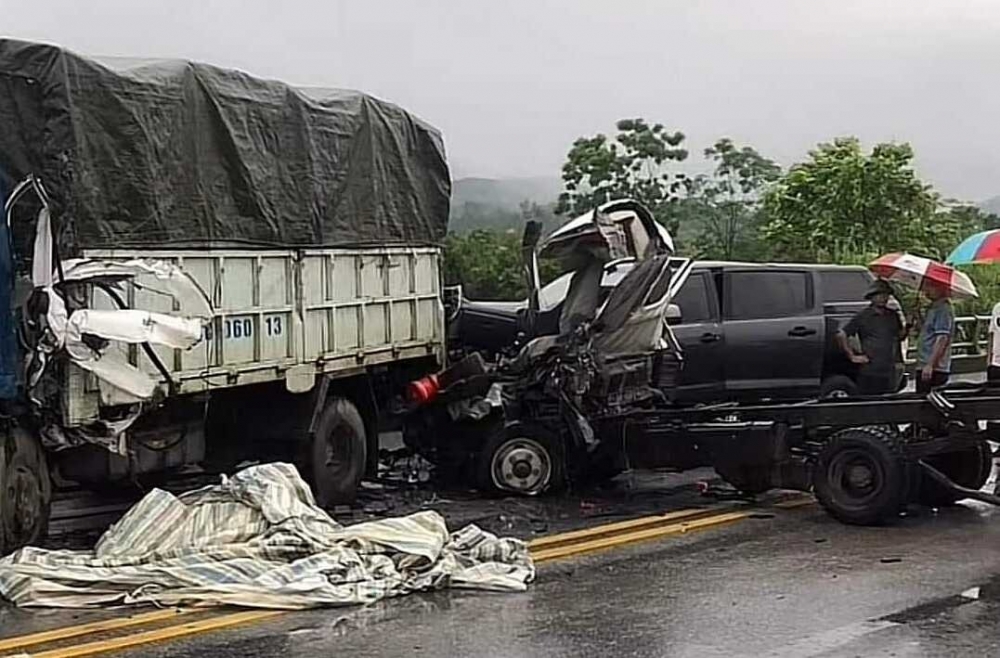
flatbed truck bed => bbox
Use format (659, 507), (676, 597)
(622, 384), (1000, 525)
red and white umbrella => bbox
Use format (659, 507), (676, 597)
(869, 252), (978, 299)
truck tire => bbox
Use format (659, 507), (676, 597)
(917, 439), (993, 508)
(813, 426), (909, 526)
(308, 397), (367, 508)
(715, 464), (773, 495)
(477, 421), (565, 496)
(0, 429), (52, 554)
(819, 375), (858, 399)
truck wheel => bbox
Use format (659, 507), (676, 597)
(813, 426), (909, 526)
(917, 439), (993, 508)
(0, 430), (52, 554)
(819, 375), (858, 399)
(308, 397), (367, 508)
(715, 464), (773, 495)
(477, 422), (565, 496)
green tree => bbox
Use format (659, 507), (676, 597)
(443, 230), (528, 300)
(927, 202), (991, 262)
(556, 118), (690, 233)
(692, 138), (781, 260)
(761, 138), (938, 262)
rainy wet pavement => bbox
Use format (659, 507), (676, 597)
(11, 478), (996, 658)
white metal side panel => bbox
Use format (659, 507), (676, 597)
(81, 246), (443, 396)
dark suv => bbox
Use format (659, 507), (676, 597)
(451, 260), (886, 404)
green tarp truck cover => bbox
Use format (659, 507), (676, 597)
(0, 39), (451, 255)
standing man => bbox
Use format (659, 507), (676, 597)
(836, 279), (906, 394)
(916, 282), (955, 393)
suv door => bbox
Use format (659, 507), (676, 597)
(670, 269), (725, 402)
(722, 269), (824, 398)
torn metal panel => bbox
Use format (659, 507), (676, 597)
(22, 191), (212, 406)
(593, 256), (691, 356)
(32, 206), (54, 288)
(40, 413), (135, 454)
(66, 309), (203, 351)
(559, 255), (605, 335)
(60, 258), (213, 320)
(540, 199), (674, 266)
(41, 288), (202, 401)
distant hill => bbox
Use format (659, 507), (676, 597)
(452, 176), (562, 210)
(449, 177), (562, 233)
(980, 196), (1000, 216)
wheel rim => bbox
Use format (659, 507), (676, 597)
(826, 448), (885, 510)
(491, 437), (552, 495)
(825, 389), (850, 400)
(6, 463), (43, 545)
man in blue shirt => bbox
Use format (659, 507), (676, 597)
(916, 282), (955, 394)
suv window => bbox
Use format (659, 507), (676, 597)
(673, 272), (713, 323)
(727, 271), (811, 320)
(820, 269), (872, 302)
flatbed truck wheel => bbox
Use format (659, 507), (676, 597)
(813, 425), (909, 526)
(307, 397), (367, 508)
(0, 429), (52, 555)
(917, 439), (993, 508)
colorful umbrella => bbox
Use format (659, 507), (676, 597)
(946, 229), (1000, 265)
(869, 252), (979, 299)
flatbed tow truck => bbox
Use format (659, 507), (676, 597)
(404, 201), (1000, 527)
(622, 384), (1000, 525)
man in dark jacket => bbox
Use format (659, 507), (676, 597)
(836, 279), (907, 395)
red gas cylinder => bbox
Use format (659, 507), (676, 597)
(407, 373), (440, 405)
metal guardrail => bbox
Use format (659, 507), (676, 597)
(903, 315), (990, 375)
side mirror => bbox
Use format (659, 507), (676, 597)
(522, 220), (543, 315)
(665, 303), (682, 325)
(442, 285), (465, 323)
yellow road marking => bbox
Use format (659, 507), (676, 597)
(22, 610), (283, 658)
(774, 496), (817, 509)
(531, 510), (750, 563)
(528, 507), (718, 551)
(0, 608), (194, 654)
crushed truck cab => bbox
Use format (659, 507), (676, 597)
(403, 199), (691, 494)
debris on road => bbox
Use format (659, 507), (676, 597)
(0, 463), (534, 609)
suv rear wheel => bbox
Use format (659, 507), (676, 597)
(819, 375), (859, 399)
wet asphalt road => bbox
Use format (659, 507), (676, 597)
(63, 490), (999, 658)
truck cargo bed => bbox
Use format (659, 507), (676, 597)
(69, 247), (443, 415)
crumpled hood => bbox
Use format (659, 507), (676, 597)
(539, 199), (674, 268)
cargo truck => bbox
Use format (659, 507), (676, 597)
(0, 40), (450, 554)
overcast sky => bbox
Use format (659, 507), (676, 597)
(5, 0), (1000, 200)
